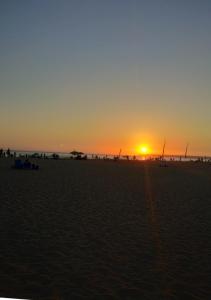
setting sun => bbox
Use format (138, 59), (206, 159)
(141, 146), (148, 154)
(137, 144), (150, 155)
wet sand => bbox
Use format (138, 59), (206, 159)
(0, 158), (210, 299)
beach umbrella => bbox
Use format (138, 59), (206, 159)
(70, 150), (84, 156)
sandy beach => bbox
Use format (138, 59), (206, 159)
(0, 158), (210, 299)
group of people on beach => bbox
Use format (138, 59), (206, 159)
(1, 147), (211, 163)
(12, 158), (39, 170)
(0, 148), (39, 170)
(0, 148), (15, 158)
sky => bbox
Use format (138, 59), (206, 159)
(0, 0), (211, 156)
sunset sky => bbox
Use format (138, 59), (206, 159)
(1, 1), (211, 156)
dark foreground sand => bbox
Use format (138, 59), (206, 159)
(0, 158), (210, 300)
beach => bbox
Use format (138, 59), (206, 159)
(0, 158), (210, 299)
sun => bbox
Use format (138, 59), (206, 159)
(141, 146), (148, 154)
(138, 144), (150, 155)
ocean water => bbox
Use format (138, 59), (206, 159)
(9, 150), (211, 162)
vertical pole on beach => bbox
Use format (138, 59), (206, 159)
(185, 143), (189, 158)
(118, 148), (122, 158)
(162, 140), (166, 159)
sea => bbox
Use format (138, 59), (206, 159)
(8, 149), (211, 162)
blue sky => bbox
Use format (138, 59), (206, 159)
(0, 0), (211, 154)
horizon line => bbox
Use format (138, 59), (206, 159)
(2, 147), (211, 159)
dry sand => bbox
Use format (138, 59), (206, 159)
(0, 158), (210, 299)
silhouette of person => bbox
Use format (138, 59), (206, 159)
(6, 148), (11, 157)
